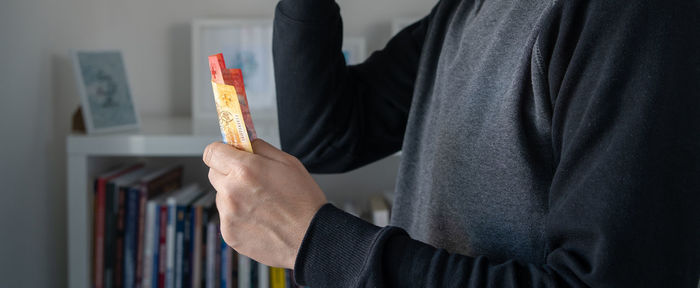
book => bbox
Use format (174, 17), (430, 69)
(191, 193), (215, 288)
(284, 269), (300, 288)
(221, 237), (233, 288)
(142, 191), (171, 288)
(137, 166), (184, 288)
(166, 184), (203, 288)
(258, 262), (268, 288)
(237, 255), (251, 288)
(269, 267), (286, 288)
(182, 193), (202, 288)
(94, 164), (144, 288)
(124, 185), (142, 288)
(105, 168), (149, 288)
(158, 199), (169, 288)
(205, 218), (218, 288)
(369, 195), (390, 227)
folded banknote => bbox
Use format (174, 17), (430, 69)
(209, 53), (256, 153)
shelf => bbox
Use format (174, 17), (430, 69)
(67, 116), (280, 157)
(66, 116), (401, 288)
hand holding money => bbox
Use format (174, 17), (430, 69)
(203, 139), (327, 268)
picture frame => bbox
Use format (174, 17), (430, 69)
(391, 17), (422, 36)
(191, 18), (276, 126)
(342, 37), (367, 65)
(72, 50), (141, 134)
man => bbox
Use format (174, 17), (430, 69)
(203, 0), (700, 286)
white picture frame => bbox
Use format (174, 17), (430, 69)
(342, 37), (367, 65)
(72, 50), (141, 134)
(391, 17), (422, 36)
(191, 18), (276, 126)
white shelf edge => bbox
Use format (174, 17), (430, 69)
(67, 134), (218, 156)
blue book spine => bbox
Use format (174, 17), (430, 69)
(124, 187), (140, 288)
(182, 207), (192, 288)
(152, 205), (160, 288)
(220, 237), (227, 288)
(185, 207), (195, 288)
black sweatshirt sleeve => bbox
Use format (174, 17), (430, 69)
(273, 0), (429, 173)
(279, 0), (700, 287)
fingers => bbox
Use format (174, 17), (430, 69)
(251, 139), (296, 164)
(203, 142), (255, 175)
(208, 168), (228, 193)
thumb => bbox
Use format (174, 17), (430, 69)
(251, 139), (289, 163)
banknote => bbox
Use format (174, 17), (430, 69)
(209, 53), (257, 153)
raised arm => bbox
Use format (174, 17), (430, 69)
(273, 0), (429, 173)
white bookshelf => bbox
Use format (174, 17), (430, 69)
(66, 116), (400, 288)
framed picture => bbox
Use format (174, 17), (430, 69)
(191, 19), (276, 124)
(342, 37), (367, 65)
(392, 17), (422, 36)
(72, 50), (140, 134)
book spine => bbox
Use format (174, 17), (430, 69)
(205, 222), (216, 288)
(231, 252), (238, 288)
(124, 187), (141, 288)
(191, 207), (202, 288)
(200, 212), (209, 288)
(220, 237), (227, 288)
(175, 206), (186, 288)
(237, 255), (250, 288)
(142, 202), (156, 288)
(166, 203), (175, 288)
(105, 183), (117, 288)
(95, 179), (107, 288)
(158, 206), (168, 288)
(269, 267), (285, 288)
(136, 187), (149, 288)
(258, 262), (268, 288)
(115, 187), (127, 288)
(249, 259), (258, 288)
(214, 227), (222, 288)
(284, 270), (293, 288)
(183, 207), (193, 288)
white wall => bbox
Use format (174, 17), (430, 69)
(0, 0), (436, 287)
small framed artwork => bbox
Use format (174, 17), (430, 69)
(392, 17), (422, 36)
(72, 50), (140, 134)
(192, 18), (276, 124)
(342, 37), (367, 65)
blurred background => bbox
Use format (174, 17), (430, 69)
(0, 0), (437, 287)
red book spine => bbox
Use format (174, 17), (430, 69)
(158, 206), (168, 288)
(135, 188), (147, 288)
(95, 179), (107, 288)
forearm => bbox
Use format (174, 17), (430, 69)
(273, 0), (358, 172)
(294, 205), (564, 287)
(273, 0), (427, 173)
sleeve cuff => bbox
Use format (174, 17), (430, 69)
(293, 203), (382, 286)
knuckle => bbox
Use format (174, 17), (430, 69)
(284, 153), (302, 166)
(234, 165), (255, 183)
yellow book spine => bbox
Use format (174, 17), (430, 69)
(269, 267), (286, 288)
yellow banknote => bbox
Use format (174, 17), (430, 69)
(211, 81), (254, 153)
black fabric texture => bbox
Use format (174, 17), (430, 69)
(273, 0), (700, 286)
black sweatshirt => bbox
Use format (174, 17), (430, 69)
(272, 0), (700, 286)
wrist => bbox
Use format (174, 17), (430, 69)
(293, 204), (382, 286)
